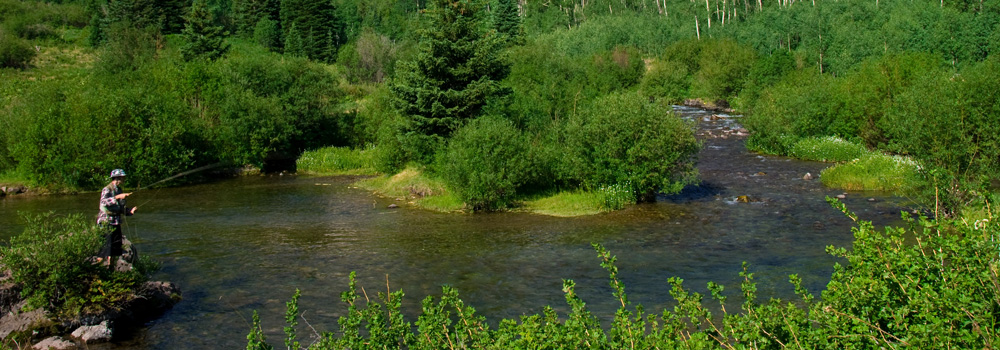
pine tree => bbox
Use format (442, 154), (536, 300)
(87, 0), (109, 46)
(493, 0), (522, 44)
(181, 0), (230, 61)
(284, 22), (304, 57)
(391, 0), (511, 139)
(234, 0), (279, 38)
(280, 0), (338, 60)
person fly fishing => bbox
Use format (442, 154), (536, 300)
(96, 168), (137, 269)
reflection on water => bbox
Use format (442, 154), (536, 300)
(0, 107), (910, 349)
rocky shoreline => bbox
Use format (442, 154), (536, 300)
(0, 185), (28, 197)
(0, 252), (181, 349)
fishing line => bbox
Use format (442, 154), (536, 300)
(120, 163), (224, 249)
(133, 162), (225, 208)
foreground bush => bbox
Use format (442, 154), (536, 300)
(250, 200), (999, 348)
(0, 213), (156, 318)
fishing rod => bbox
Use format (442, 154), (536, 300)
(131, 162), (225, 209)
(136, 162), (225, 192)
(120, 162), (226, 247)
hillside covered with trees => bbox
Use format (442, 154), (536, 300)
(2, 0), (998, 214)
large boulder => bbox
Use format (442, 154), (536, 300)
(70, 321), (112, 343)
(32, 336), (76, 350)
(0, 300), (51, 340)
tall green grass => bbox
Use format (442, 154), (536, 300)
(788, 136), (868, 162)
(297, 146), (378, 175)
(354, 166), (464, 212)
(821, 153), (921, 193)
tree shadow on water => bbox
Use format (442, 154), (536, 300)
(660, 181), (726, 203)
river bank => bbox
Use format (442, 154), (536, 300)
(0, 107), (915, 349)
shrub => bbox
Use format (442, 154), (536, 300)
(0, 212), (154, 318)
(252, 18), (281, 51)
(0, 33), (36, 69)
(203, 51), (347, 168)
(436, 116), (532, 211)
(337, 28), (398, 84)
(562, 92), (700, 202)
(584, 45), (646, 94)
(880, 55), (1000, 214)
(639, 59), (689, 103)
(502, 39), (588, 132)
(742, 69), (836, 155)
(690, 39), (756, 102)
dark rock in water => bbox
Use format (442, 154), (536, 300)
(32, 336), (75, 350)
(387, 204), (399, 209)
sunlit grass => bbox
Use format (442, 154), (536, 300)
(521, 190), (606, 217)
(0, 170), (30, 186)
(821, 153), (921, 193)
(521, 184), (634, 217)
(354, 166), (464, 212)
(297, 146), (378, 176)
(788, 136), (868, 162)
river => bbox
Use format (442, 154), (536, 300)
(0, 106), (910, 349)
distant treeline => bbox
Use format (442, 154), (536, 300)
(1, 0), (997, 211)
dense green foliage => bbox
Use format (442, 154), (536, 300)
(0, 212), (156, 318)
(744, 52), (1000, 214)
(390, 0), (510, 140)
(561, 93), (700, 202)
(181, 0), (230, 61)
(1, 39), (348, 189)
(249, 200), (1000, 348)
(436, 116), (531, 211)
(2, 0), (998, 211)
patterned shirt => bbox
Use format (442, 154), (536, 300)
(97, 183), (131, 226)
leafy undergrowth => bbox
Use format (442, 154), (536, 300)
(249, 199), (1000, 349)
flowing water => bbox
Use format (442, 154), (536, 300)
(0, 107), (911, 349)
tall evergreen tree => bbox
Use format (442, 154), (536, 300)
(493, 0), (522, 44)
(233, 0), (279, 38)
(87, 0), (109, 46)
(280, 0), (339, 61)
(391, 0), (511, 139)
(284, 22), (305, 57)
(181, 0), (230, 61)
